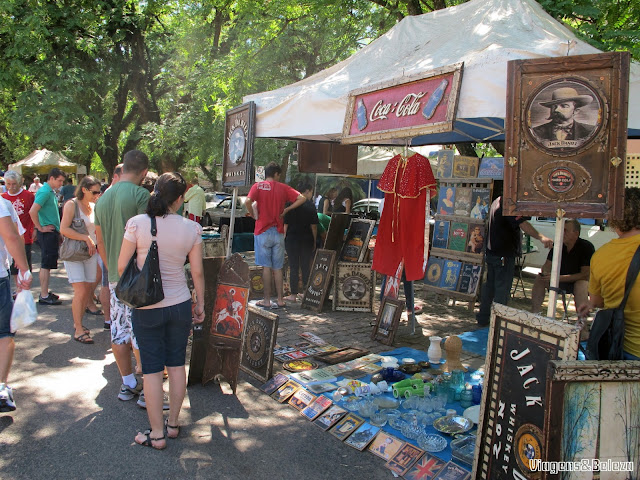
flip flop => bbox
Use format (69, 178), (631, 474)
(255, 301), (273, 309)
(85, 308), (104, 316)
(135, 430), (166, 450)
(271, 302), (286, 310)
(73, 333), (94, 344)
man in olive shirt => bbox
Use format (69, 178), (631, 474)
(29, 168), (66, 305)
(95, 150), (149, 403)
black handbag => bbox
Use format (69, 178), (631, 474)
(59, 200), (92, 262)
(115, 215), (165, 308)
(585, 245), (640, 360)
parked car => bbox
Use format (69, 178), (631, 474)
(523, 217), (618, 268)
(352, 198), (383, 220)
(204, 195), (249, 227)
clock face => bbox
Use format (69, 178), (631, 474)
(228, 127), (246, 165)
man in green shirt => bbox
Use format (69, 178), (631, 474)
(29, 168), (66, 305)
(95, 150), (150, 403)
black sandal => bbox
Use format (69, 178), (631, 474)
(73, 333), (94, 344)
(135, 429), (166, 450)
(165, 418), (180, 439)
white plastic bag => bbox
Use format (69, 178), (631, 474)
(10, 272), (37, 333)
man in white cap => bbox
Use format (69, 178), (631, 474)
(532, 86), (596, 143)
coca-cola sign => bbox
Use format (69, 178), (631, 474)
(342, 63), (463, 144)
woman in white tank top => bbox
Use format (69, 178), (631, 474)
(60, 175), (101, 344)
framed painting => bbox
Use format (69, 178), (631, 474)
(452, 156), (479, 179)
(385, 444), (425, 476)
(329, 413), (364, 441)
(435, 149), (455, 179)
(339, 218), (376, 262)
(270, 380), (301, 403)
(301, 249), (336, 312)
(313, 404), (347, 431)
(222, 102), (256, 187)
(542, 360), (640, 479)
(368, 432), (405, 461)
(210, 284), (249, 340)
(333, 262), (375, 312)
(504, 52), (630, 219)
(371, 297), (404, 345)
(259, 373), (288, 395)
(239, 305), (279, 383)
(301, 395), (333, 421)
(471, 304), (581, 480)
(287, 388), (316, 412)
(344, 422), (380, 451)
(313, 347), (369, 365)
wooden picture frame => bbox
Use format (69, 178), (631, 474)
(452, 156), (479, 178)
(371, 297), (404, 345)
(471, 304), (581, 480)
(342, 64), (463, 144)
(313, 405), (347, 431)
(542, 360), (640, 479)
(504, 52), (630, 220)
(333, 261), (375, 312)
(344, 422), (381, 451)
(329, 413), (364, 441)
(313, 347), (369, 365)
(301, 249), (336, 312)
(339, 218), (376, 262)
(222, 102), (256, 187)
(239, 305), (279, 383)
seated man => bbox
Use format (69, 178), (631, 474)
(531, 219), (594, 314)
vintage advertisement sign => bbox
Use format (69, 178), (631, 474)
(301, 249), (336, 313)
(342, 64), (463, 144)
(239, 305), (279, 383)
(503, 52), (629, 219)
(222, 102), (256, 187)
(333, 262), (375, 312)
(472, 304), (580, 480)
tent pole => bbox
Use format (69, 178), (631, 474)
(226, 187), (238, 258)
(546, 214), (565, 319)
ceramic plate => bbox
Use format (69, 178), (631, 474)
(463, 405), (480, 424)
(433, 415), (473, 435)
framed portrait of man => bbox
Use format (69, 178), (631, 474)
(503, 52), (630, 220)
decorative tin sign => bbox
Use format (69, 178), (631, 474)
(471, 304), (580, 480)
(239, 305), (279, 383)
(333, 262), (375, 312)
(504, 52), (630, 219)
(542, 360), (640, 480)
(222, 102), (256, 187)
(301, 249), (336, 313)
(342, 64), (463, 144)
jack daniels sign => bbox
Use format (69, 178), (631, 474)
(341, 63), (463, 144)
(503, 52), (630, 219)
(222, 102), (256, 187)
(472, 305), (579, 480)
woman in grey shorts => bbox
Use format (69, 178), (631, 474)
(59, 176), (102, 344)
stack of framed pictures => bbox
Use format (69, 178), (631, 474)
(427, 161), (494, 309)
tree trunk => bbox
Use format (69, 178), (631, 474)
(455, 143), (478, 157)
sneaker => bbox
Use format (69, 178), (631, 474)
(49, 291), (60, 300)
(137, 390), (170, 410)
(0, 385), (16, 412)
(38, 293), (62, 305)
(118, 378), (143, 401)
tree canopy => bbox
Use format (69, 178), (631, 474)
(0, 0), (637, 179)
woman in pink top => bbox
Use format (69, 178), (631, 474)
(118, 172), (205, 450)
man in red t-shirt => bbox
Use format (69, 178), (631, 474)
(245, 162), (305, 308)
(2, 171), (35, 276)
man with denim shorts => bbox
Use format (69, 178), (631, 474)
(29, 168), (66, 305)
(95, 151), (150, 404)
(245, 162), (305, 308)
(0, 199), (33, 412)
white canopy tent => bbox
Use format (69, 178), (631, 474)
(244, 0), (640, 145)
(8, 149), (87, 176)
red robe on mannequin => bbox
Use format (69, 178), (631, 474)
(373, 153), (436, 281)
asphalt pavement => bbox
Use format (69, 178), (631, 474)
(0, 248), (546, 480)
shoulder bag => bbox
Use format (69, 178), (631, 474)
(59, 200), (92, 262)
(586, 244), (640, 360)
(115, 215), (165, 308)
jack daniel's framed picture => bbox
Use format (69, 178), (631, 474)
(333, 262), (375, 312)
(340, 218), (376, 262)
(302, 249), (336, 313)
(222, 102), (256, 187)
(503, 52), (629, 220)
